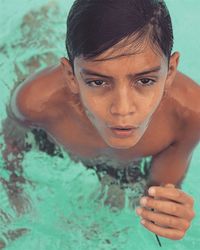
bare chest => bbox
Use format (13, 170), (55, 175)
(19, 67), (198, 167)
(43, 98), (179, 166)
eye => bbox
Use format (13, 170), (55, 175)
(85, 78), (156, 88)
(85, 80), (107, 87)
(136, 78), (156, 86)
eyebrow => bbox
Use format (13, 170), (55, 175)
(81, 66), (161, 80)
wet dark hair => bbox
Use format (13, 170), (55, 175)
(66, 0), (174, 72)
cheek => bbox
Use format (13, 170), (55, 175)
(80, 94), (105, 120)
(140, 88), (164, 121)
(148, 86), (164, 107)
(82, 92), (106, 113)
(84, 98), (100, 115)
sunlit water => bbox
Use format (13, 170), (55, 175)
(0, 0), (200, 249)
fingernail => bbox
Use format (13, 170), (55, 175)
(140, 197), (147, 206)
(148, 187), (155, 196)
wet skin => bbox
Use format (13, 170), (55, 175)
(9, 43), (200, 239)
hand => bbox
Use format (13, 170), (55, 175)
(136, 183), (195, 240)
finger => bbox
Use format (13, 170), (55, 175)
(136, 207), (190, 231)
(140, 197), (194, 221)
(148, 186), (194, 207)
(140, 219), (186, 240)
(164, 183), (175, 188)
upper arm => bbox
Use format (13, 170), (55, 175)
(149, 124), (200, 187)
(149, 71), (200, 187)
(8, 83), (29, 123)
(7, 79), (49, 128)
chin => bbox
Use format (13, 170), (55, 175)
(110, 144), (134, 150)
(105, 137), (141, 150)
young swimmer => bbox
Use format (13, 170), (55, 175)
(2, 0), (200, 241)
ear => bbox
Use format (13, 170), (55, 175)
(60, 57), (80, 94)
(165, 51), (180, 90)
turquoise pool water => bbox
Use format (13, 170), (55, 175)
(0, 0), (200, 249)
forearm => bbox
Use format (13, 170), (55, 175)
(0, 136), (30, 246)
(143, 141), (195, 196)
(1, 135), (26, 190)
(1, 116), (32, 213)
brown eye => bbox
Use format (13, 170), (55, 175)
(137, 78), (156, 86)
(86, 80), (107, 87)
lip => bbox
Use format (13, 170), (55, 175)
(110, 127), (137, 138)
(109, 125), (139, 129)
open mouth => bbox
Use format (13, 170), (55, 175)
(110, 128), (136, 137)
(115, 128), (132, 130)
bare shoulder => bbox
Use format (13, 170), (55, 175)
(172, 71), (200, 115)
(170, 70), (200, 141)
(8, 64), (67, 127)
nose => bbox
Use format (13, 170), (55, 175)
(110, 85), (136, 116)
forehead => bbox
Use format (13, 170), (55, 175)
(74, 41), (167, 74)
